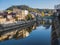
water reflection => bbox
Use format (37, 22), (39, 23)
(0, 22), (37, 42)
(0, 20), (51, 41)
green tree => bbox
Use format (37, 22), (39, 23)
(41, 11), (44, 17)
(26, 13), (32, 20)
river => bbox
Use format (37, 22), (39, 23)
(0, 17), (52, 45)
(0, 25), (51, 45)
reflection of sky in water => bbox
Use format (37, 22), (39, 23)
(0, 26), (51, 45)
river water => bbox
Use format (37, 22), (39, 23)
(0, 25), (51, 45)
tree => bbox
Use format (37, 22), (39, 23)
(26, 13), (32, 20)
(41, 11), (44, 17)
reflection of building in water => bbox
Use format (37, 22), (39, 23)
(40, 18), (52, 25)
(0, 29), (29, 41)
(0, 23), (36, 41)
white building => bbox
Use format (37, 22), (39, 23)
(13, 8), (28, 15)
(13, 8), (29, 20)
(24, 10), (28, 15)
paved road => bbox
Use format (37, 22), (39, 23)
(0, 19), (36, 32)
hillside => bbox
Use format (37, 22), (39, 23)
(6, 5), (40, 13)
(6, 5), (53, 13)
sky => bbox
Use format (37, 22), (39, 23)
(0, 0), (60, 10)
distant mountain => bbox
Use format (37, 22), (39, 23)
(6, 5), (54, 13)
(6, 5), (40, 12)
(7, 5), (29, 10)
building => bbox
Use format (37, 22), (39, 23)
(55, 4), (60, 13)
(55, 4), (60, 9)
(13, 8), (28, 20)
(54, 4), (60, 18)
(6, 14), (15, 23)
(0, 16), (6, 24)
(0, 10), (16, 24)
(20, 10), (28, 20)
